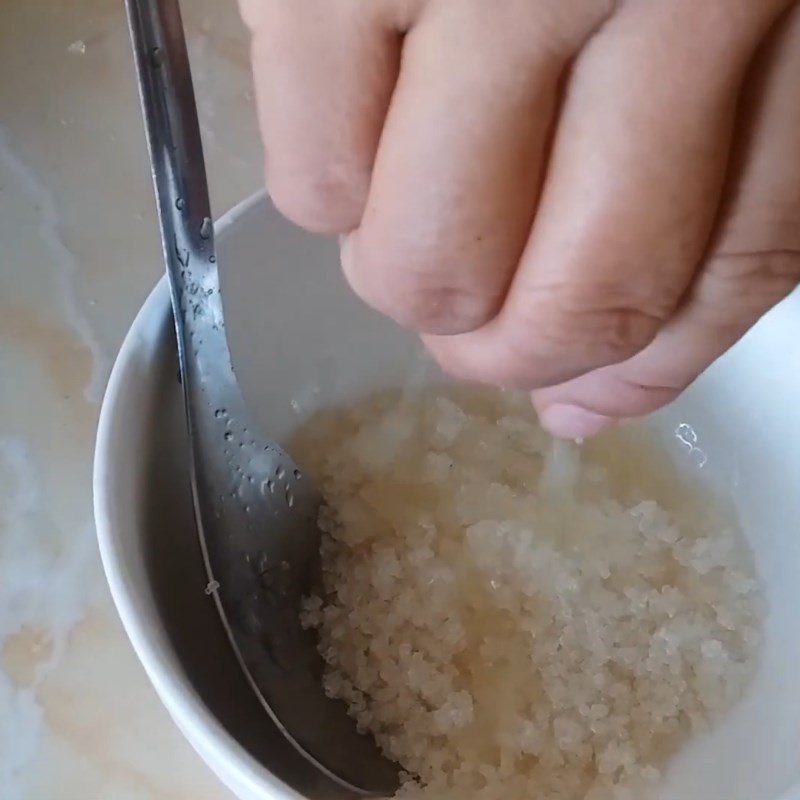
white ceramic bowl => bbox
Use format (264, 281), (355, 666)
(95, 192), (800, 800)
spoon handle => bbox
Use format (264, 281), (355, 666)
(125, 0), (246, 458)
(124, 0), (243, 594)
(125, 0), (213, 277)
(124, 0), (236, 389)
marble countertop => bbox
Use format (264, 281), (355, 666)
(1, 1), (263, 796)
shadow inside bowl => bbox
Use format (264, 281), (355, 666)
(140, 314), (357, 800)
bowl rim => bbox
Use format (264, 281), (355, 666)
(93, 189), (304, 800)
(94, 189), (800, 800)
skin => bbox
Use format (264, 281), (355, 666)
(240, 0), (800, 438)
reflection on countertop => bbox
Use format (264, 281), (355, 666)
(0, 1), (262, 797)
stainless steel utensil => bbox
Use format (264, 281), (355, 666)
(123, 1), (399, 795)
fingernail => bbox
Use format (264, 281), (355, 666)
(539, 403), (614, 440)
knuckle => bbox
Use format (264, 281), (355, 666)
(687, 247), (800, 337)
(556, 304), (661, 358)
(702, 248), (800, 317)
(346, 250), (502, 334)
(268, 162), (368, 234)
(391, 286), (499, 334)
(516, 281), (672, 369)
(540, 304), (661, 364)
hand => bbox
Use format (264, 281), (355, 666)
(241, 0), (800, 438)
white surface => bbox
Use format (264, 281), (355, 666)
(96, 191), (800, 800)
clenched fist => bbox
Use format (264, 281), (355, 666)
(240, 0), (800, 438)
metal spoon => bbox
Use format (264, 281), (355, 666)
(124, 1), (399, 795)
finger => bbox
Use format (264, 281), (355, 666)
(246, 2), (401, 233)
(533, 3), (800, 438)
(341, 0), (610, 335)
(425, 0), (790, 387)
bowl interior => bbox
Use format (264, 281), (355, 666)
(104, 194), (800, 800)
